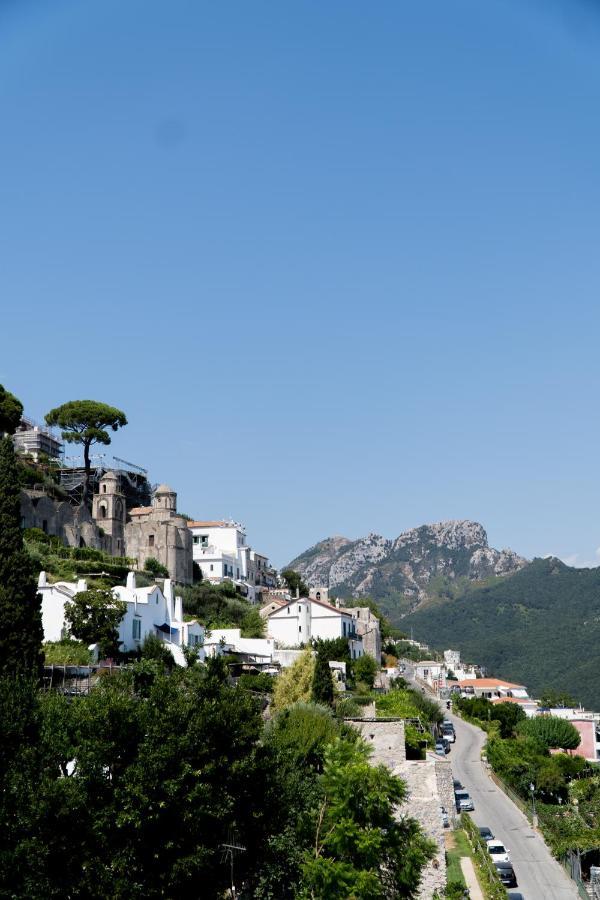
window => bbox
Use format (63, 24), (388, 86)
(299, 625), (301, 633)
(343, 621), (347, 637)
(236, 568), (240, 579)
(210, 564), (213, 571)
(100, 505), (107, 519)
(200, 535), (208, 547)
(148, 534), (154, 547)
(132, 619), (141, 640)
(102, 484), (106, 493)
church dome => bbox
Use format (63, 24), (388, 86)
(155, 484), (175, 495)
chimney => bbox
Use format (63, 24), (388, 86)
(335, 597), (341, 609)
(174, 594), (183, 622)
(76, 579), (87, 593)
(126, 571), (136, 591)
(163, 578), (173, 603)
(295, 586), (300, 599)
(38, 571), (47, 588)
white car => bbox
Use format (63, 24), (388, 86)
(486, 839), (510, 863)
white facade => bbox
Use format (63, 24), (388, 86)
(204, 628), (275, 662)
(188, 520), (276, 602)
(267, 597), (364, 659)
(415, 661), (447, 689)
(38, 571), (204, 666)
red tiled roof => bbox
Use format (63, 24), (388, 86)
(490, 697), (533, 705)
(129, 506), (153, 516)
(457, 678), (525, 689)
(187, 520), (229, 528)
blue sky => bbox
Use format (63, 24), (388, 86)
(2, 0), (600, 568)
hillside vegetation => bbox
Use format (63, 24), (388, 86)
(402, 557), (600, 709)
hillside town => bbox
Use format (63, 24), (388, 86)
(7, 405), (600, 899)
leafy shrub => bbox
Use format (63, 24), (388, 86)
(43, 639), (92, 665)
(144, 557), (169, 578)
(237, 672), (274, 694)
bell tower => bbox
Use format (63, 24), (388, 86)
(92, 471), (126, 555)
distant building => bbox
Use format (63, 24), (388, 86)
(457, 678), (529, 700)
(21, 472), (193, 584)
(188, 519), (276, 601)
(13, 417), (63, 461)
(123, 483), (193, 584)
(415, 660), (447, 691)
(267, 596), (364, 659)
(343, 605), (382, 662)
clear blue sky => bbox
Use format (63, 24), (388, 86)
(2, 0), (600, 568)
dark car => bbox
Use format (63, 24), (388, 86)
(507, 893), (524, 900)
(495, 862), (517, 888)
(479, 826), (494, 841)
(453, 779), (462, 790)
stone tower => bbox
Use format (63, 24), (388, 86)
(153, 484), (177, 512)
(92, 471), (126, 555)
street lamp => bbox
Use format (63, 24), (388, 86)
(529, 782), (538, 827)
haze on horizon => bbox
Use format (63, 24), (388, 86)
(2, 0), (600, 569)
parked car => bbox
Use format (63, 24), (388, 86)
(442, 729), (456, 743)
(455, 790), (474, 812)
(507, 893), (524, 900)
(478, 826), (494, 841)
(453, 779), (463, 790)
(487, 839), (510, 863)
(434, 741), (446, 755)
(442, 737), (451, 753)
(495, 861), (517, 888)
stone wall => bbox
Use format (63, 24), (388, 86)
(353, 719), (406, 767)
(435, 756), (458, 826)
(397, 758), (447, 900)
(347, 719), (448, 900)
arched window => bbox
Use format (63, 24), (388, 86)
(100, 505), (107, 519)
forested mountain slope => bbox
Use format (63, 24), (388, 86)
(402, 557), (600, 710)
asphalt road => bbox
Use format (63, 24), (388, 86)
(449, 711), (579, 900)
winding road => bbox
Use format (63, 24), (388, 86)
(449, 711), (579, 900)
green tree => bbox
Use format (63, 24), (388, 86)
(272, 648), (315, 711)
(312, 643), (335, 705)
(352, 654), (378, 689)
(519, 716), (581, 751)
(45, 400), (127, 505)
(240, 605), (265, 638)
(0, 384), (23, 436)
(489, 701), (526, 738)
(144, 556), (169, 578)
(0, 435), (43, 677)
(539, 688), (579, 709)
(64, 588), (126, 658)
(281, 568), (309, 598)
(138, 633), (175, 671)
(300, 739), (435, 899)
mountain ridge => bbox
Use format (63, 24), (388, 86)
(288, 519), (527, 610)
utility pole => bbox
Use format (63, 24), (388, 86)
(529, 782), (538, 828)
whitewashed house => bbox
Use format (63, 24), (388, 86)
(188, 520), (276, 602)
(267, 597), (364, 659)
(414, 661), (447, 690)
(37, 571), (204, 666)
(203, 628), (275, 662)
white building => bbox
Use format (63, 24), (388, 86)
(203, 628), (275, 662)
(443, 649), (479, 681)
(38, 571), (204, 666)
(415, 660), (447, 690)
(188, 520), (276, 602)
(267, 597), (364, 659)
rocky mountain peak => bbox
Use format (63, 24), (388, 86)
(287, 519), (527, 609)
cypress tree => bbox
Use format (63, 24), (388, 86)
(311, 643), (334, 706)
(0, 436), (43, 677)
